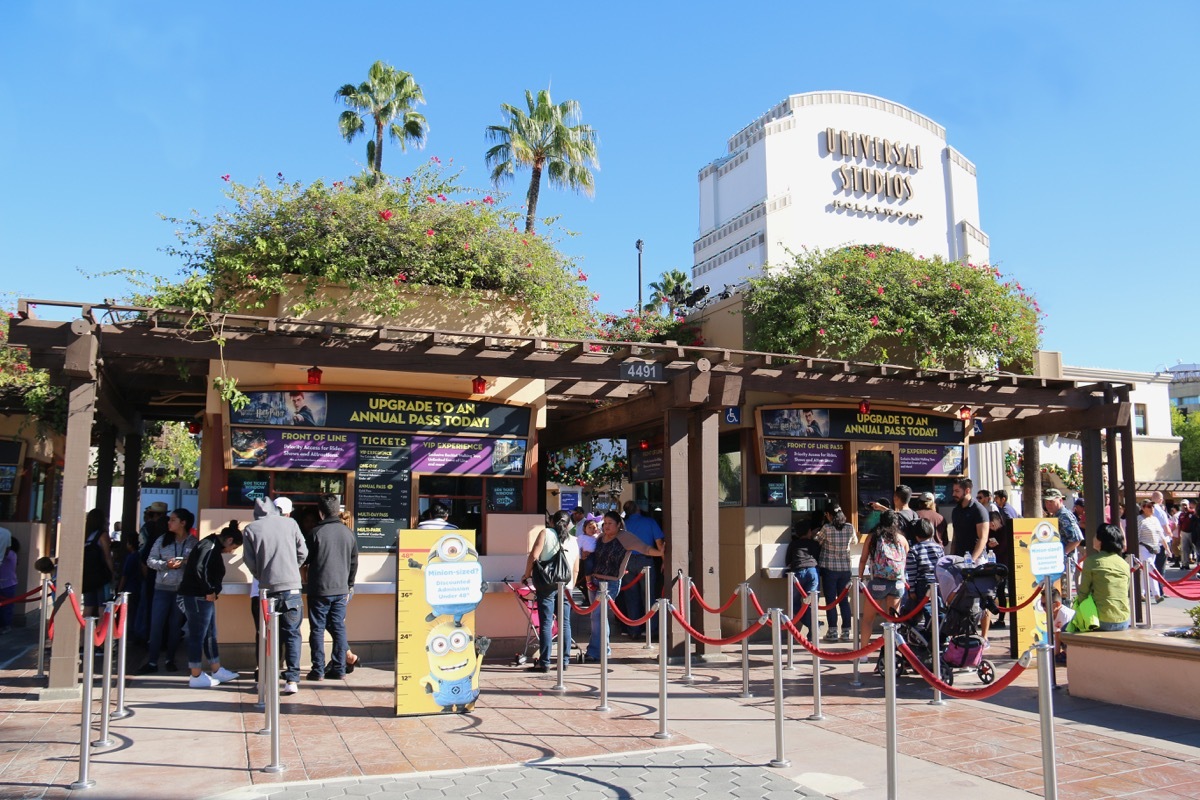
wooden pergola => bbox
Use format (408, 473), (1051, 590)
(9, 299), (1140, 691)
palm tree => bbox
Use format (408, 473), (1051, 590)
(336, 61), (427, 174)
(646, 269), (692, 316)
(485, 89), (599, 234)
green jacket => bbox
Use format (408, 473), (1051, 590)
(1078, 551), (1130, 625)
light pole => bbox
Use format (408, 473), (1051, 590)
(635, 239), (644, 314)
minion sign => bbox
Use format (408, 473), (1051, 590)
(396, 529), (489, 715)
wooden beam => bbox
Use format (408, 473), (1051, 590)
(970, 403), (1130, 443)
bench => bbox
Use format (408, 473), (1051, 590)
(1060, 626), (1200, 720)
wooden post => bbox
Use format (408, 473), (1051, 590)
(1021, 437), (1042, 519)
(663, 407), (690, 660)
(47, 378), (98, 693)
(1103, 386), (1121, 528)
(1116, 386), (1141, 621)
(689, 408), (721, 659)
(94, 423), (117, 525)
(1081, 428), (1105, 553)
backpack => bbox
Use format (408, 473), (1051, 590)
(82, 529), (112, 593)
(531, 529), (572, 598)
(871, 534), (906, 580)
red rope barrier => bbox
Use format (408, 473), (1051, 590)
(669, 606), (766, 646)
(114, 600), (127, 640)
(859, 586), (930, 622)
(619, 569), (644, 593)
(897, 641), (1030, 700)
(567, 593), (604, 614)
(607, 598), (657, 627)
(261, 595), (272, 658)
(0, 585), (46, 606)
(93, 607), (112, 647)
(779, 617), (888, 661)
(749, 591), (767, 617)
(66, 589), (86, 627)
(1148, 567), (1200, 600)
(690, 583), (741, 615)
(820, 582), (852, 611)
(994, 583), (1043, 613)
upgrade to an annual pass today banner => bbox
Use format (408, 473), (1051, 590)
(395, 529), (487, 716)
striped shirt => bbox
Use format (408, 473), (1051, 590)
(817, 523), (855, 572)
(905, 540), (944, 584)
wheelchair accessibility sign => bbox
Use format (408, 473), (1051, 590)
(724, 407), (741, 425)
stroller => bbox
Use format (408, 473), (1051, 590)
(506, 579), (583, 666)
(892, 556), (1006, 686)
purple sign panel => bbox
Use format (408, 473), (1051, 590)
(899, 444), (964, 476)
(763, 439), (847, 474)
(230, 428), (357, 470)
(410, 436), (528, 476)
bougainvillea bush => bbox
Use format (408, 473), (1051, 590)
(139, 162), (597, 339)
(743, 245), (1043, 371)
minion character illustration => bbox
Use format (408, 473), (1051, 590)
(418, 621), (490, 713)
(407, 533), (485, 626)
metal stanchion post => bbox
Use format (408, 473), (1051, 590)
(37, 576), (50, 680)
(768, 608), (790, 767)
(257, 603), (273, 735)
(112, 593), (132, 721)
(807, 589), (824, 721)
(1043, 574), (1059, 688)
(94, 602), (116, 748)
(1037, 641), (1060, 800)
(642, 566), (654, 650)
(255, 597), (267, 711)
(552, 582), (567, 693)
(69, 617), (97, 791)
(682, 574), (694, 685)
(1143, 564), (1154, 629)
(883, 622), (898, 800)
(928, 581), (945, 706)
(653, 599), (671, 740)
(739, 583), (752, 698)
(850, 576), (863, 687)
(785, 574), (796, 671)
(262, 608), (285, 774)
(595, 581), (610, 712)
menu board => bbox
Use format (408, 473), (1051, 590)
(355, 435), (413, 553)
(630, 447), (664, 482)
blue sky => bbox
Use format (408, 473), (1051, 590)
(1, 1), (1195, 373)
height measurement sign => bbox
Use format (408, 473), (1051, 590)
(619, 361), (664, 382)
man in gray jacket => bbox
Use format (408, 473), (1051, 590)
(242, 497), (308, 695)
(306, 494), (359, 680)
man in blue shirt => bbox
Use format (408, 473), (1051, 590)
(620, 500), (665, 637)
(1043, 489), (1083, 556)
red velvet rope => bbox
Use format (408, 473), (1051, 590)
(66, 588), (86, 626)
(859, 586), (930, 622)
(820, 582), (853, 611)
(779, 617), (888, 662)
(749, 591), (767, 617)
(114, 599), (127, 640)
(1148, 567), (1200, 600)
(567, 593), (604, 614)
(607, 598), (658, 627)
(93, 606), (112, 647)
(994, 583), (1043, 613)
(690, 583), (741, 615)
(0, 585), (46, 606)
(669, 606), (766, 645)
(897, 641), (1029, 700)
(620, 569), (644, 593)
(261, 595), (272, 658)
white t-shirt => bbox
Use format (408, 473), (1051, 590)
(1054, 604), (1076, 632)
(1138, 515), (1165, 550)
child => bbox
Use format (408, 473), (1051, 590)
(1050, 588), (1074, 664)
(785, 522), (822, 639)
(904, 519), (943, 605)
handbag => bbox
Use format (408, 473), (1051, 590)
(1066, 594), (1100, 633)
(531, 530), (572, 598)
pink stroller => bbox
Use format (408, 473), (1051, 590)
(506, 579), (581, 666)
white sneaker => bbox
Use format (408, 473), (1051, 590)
(211, 667), (238, 683)
(281, 681), (299, 695)
(189, 672), (220, 688)
(859, 655), (872, 663)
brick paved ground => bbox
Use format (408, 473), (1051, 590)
(2, 575), (1199, 799)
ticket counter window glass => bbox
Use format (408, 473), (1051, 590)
(856, 449), (896, 534)
(718, 432), (742, 507)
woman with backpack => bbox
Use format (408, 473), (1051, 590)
(856, 509), (909, 662)
(522, 510), (580, 672)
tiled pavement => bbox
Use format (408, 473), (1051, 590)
(2, 582), (1199, 800)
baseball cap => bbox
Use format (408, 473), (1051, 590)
(1139, 497), (1154, 508)
(1042, 489), (1065, 501)
(920, 492), (936, 504)
(274, 496), (294, 515)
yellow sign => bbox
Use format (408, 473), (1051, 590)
(1012, 518), (1060, 659)
(395, 529), (486, 716)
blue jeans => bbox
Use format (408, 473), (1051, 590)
(1098, 619), (1129, 631)
(308, 594), (348, 676)
(586, 581), (619, 660)
(791, 567), (819, 637)
(821, 569), (852, 632)
(180, 595), (219, 669)
(536, 589), (571, 667)
(146, 589), (184, 665)
(269, 592), (303, 682)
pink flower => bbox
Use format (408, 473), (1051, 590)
(379, 209), (394, 221)
(404, 177), (411, 183)
(394, 273), (407, 285)
(867, 251), (877, 259)
(991, 323), (999, 334)
(592, 294), (600, 301)
(438, 194), (447, 201)
(248, 274), (257, 281)
(877, 286), (885, 296)
(463, 243), (470, 251)
(949, 309), (958, 316)
(817, 328), (826, 336)
(522, 239), (528, 246)
(426, 196), (436, 204)
(577, 270), (588, 281)
(870, 315), (880, 327)
(430, 156), (441, 164)
(895, 327), (904, 334)
(588, 344), (602, 352)
(964, 289), (971, 296)
(221, 174), (230, 182)
(426, 228), (435, 236)
(483, 195), (494, 205)
(525, 262), (532, 268)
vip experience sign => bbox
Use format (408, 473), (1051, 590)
(396, 529), (487, 716)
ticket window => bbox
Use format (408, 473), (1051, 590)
(851, 444), (899, 535)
